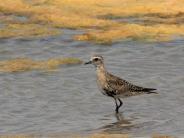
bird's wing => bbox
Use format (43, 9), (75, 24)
(106, 72), (156, 95)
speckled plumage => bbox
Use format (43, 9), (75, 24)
(85, 55), (157, 113)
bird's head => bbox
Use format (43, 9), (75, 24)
(84, 55), (104, 67)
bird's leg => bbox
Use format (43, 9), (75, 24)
(118, 98), (123, 109)
(113, 97), (119, 113)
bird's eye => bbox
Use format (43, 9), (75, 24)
(94, 58), (99, 61)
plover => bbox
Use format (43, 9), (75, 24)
(85, 55), (157, 113)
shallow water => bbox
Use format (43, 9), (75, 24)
(0, 30), (184, 137)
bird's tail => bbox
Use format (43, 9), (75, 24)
(143, 88), (158, 94)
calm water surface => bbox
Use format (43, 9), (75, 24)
(0, 30), (184, 137)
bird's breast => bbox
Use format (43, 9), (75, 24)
(96, 70), (107, 94)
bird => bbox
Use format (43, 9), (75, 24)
(85, 55), (157, 113)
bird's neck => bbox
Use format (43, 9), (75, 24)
(96, 64), (107, 76)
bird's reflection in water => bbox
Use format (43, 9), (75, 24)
(99, 113), (134, 133)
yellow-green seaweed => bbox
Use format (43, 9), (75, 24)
(0, 57), (82, 72)
(0, 0), (184, 43)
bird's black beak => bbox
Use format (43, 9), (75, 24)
(84, 61), (92, 65)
